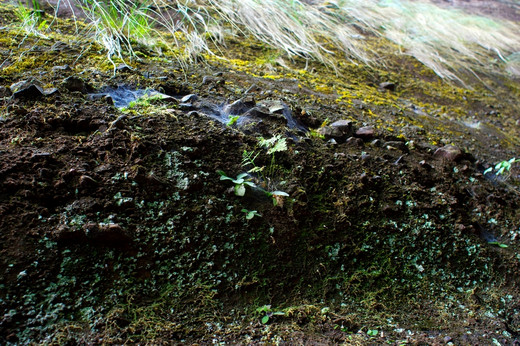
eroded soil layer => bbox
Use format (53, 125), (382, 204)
(1, 4), (520, 344)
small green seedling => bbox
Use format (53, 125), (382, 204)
(256, 305), (285, 324)
(266, 190), (290, 206)
(218, 171), (256, 196)
(484, 158), (516, 177)
(227, 115), (240, 126)
(241, 209), (261, 220)
(367, 329), (378, 337)
(488, 241), (508, 248)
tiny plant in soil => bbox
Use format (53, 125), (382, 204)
(484, 158), (516, 178)
(218, 171), (256, 196)
(241, 209), (260, 220)
(256, 305), (285, 324)
(227, 115), (240, 126)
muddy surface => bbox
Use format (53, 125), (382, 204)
(1, 3), (520, 345)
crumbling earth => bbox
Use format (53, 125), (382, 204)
(0, 3), (520, 344)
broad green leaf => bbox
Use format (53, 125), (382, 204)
(235, 184), (246, 196)
(261, 315), (269, 324)
(271, 191), (289, 196)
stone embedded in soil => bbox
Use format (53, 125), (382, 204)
(83, 223), (133, 246)
(225, 97), (256, 115)
(355, 126), (375, 140)
(62, 76), (92, 93)
(379, 81), (396, 91)
(346, 136), (364, 146)
(318, 119), (354, 140)
(116, 64), (131, 72)
(434, 145), (463, 162)
(385, 141), (408, 152)
(10, 79), (57, 99)
(181, 94), (198, 103)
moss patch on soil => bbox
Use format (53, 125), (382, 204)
(1, 4), (520, 344)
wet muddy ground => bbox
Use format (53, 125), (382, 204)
(0, 2), (520, 344)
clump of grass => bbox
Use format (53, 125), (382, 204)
(14, 0), (49, 38)
(78, 0), (156, 68)
(11, 0), (520, 82)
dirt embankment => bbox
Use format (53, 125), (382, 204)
(0, 2), (520, 344)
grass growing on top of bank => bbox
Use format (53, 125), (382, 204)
(11, 0), (520, 83)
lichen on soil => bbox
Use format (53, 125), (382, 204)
(1, 3), (520, 344)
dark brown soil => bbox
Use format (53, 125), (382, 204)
(0, 3), (520, 345)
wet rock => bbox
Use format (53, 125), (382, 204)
(181, 94), (198, 103)
(379, 82), (396, 91)
(225, 98), (256, 115)
(62, 76), (92, 93)
(434, 145), (463, 162)
(443, 336), (452, 343)
(355, 126), (375, 140)
(179, 103), (194, 110)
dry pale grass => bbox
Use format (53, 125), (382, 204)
(16, 0), (520, 81)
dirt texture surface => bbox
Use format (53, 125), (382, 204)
(0, 2), (520, 345)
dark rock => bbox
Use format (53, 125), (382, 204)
(83, 223), (133, 246)
(11, 79), (46, 99)
(419, 160), (433, 170)
(370, 139), (383, 147)
(116, 63), (131, 72)
(181, 94), (198, 103)
(62, 76), (92, 93)
(434, 145), (463, 162)
(179, 103), (194, 110)
(385, 141), (408, 151)
(79, 175), (98, 187)
(355, 126), (375, 140)
(379, 82), (396, 91)
(54, 225), (88, 243)
(225, 98), (256, 115)
(317, 119), (354, 140)
(346, 136), (364, 146)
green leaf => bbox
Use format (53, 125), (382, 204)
(367, 329), (378, 337)
(227, 115), (240, 126)
(267, 137), (287, 154)
(236, 173), (249, 180)
(488, 241), (508, 248)
(261, 315), (269, 324)
(235, 184), (246, 196)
